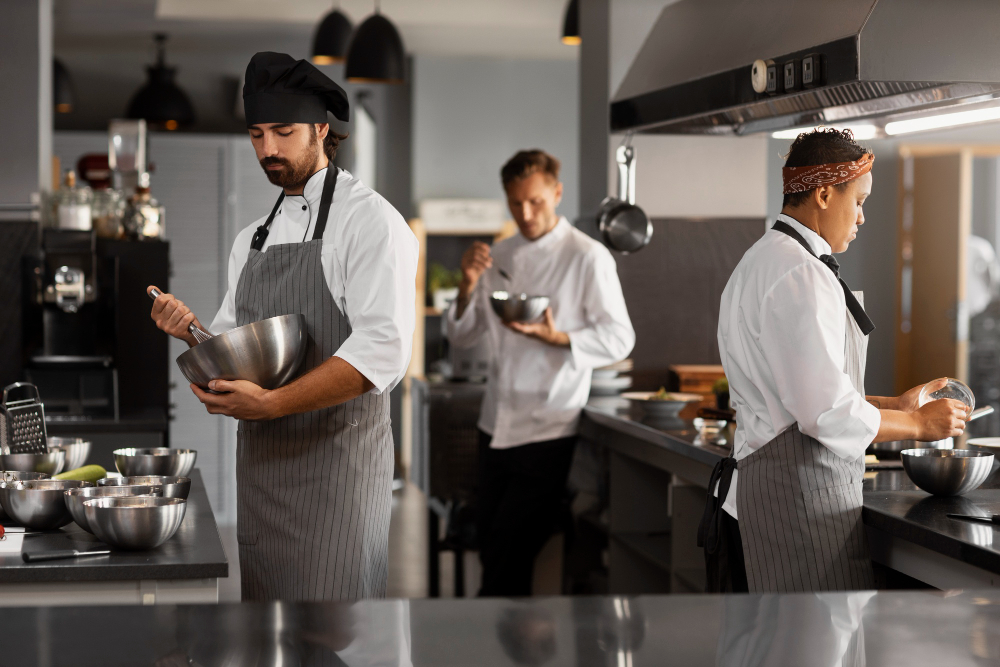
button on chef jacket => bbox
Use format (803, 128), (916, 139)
(211, 167), (418, 394)
(716, 213), (881, 518)
(446, 217), (635, 449)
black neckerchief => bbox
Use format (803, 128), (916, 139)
(772, 220), (875, 336)
(250, 166), (338, 252)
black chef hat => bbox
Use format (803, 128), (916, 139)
(243, 52), (350, 125)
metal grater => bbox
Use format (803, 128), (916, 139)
(0, 383), (48, 455)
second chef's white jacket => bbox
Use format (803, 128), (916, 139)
(211, 167), (418, 395)
(446, 217), (635, 449)
(717, 214), (881, 518)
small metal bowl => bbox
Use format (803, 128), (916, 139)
(84, 496), (187, 550)
(0, 451), (66, 476)
(490, 291), (550, 323)
(46, 437), (91, 471)
(97, 475), (191, 500)
(0, 471), (51, 521)
(901, 449), (995, 496)
(0, 479), (91, 530)
(114, 448), (197, 477)
(64, 485), (161, 533)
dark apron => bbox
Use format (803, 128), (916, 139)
(234, 167), (393, 601)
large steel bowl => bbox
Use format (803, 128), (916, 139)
(0, 471), (50, 521)
(0, 451), (65, 476)
(64, 484), (161, 533)
(175, 314), (307, 390)
(114, 448), (196, 477)
(84, 496), (187, 550)
(47, 437), (91, 471)
(97, 475), (191, 499)
(490, 291), (550, 323)
(900, 449), (995, 496)
(0, 479), (90, 529)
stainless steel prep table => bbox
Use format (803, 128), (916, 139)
(0, 468), (228, 606)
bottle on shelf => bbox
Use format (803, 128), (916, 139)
(123, 172), (165, 240)
(51, 170), (93, 230)
(92, 187), (126, 239)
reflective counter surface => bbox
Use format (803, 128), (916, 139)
(4, 589), (1000, 665)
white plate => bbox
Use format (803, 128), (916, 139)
(592, 369), (621, 380)
(968, 437), (1000, 448)
(590, 376), (633, 396)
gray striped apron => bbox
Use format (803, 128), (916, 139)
(737, 222), (876, 593)
(234, 167), (392, 601)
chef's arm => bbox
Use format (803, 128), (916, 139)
(866, 396), (900, 411)
(266, 357), (373, 416)
(563, 251), (635, 366)
(873, 400), (969, 443)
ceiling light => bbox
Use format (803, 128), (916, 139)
(884, 104), (1000, 136)
(53, 59), (73, 113)
(345, 2), (406, 84)
(126, 33), (196, 130)
(312, 5), (353, 65)
(561, 0), (580, 45)
(771, 124), (878, 141)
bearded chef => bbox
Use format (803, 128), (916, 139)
(702, 128), (968, 593)
(448, 150), (635, 596)
(148, 52), (417, 601)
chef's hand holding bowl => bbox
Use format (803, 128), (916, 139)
(191, 380), (275, 421)
(147, 285), (208, 348)
(505, 307), (569, 347)
(912, 396), (970, 441)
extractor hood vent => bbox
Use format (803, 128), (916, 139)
(611, 0), (1000, 135)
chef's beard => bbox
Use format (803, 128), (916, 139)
(259, 140), (321, 190)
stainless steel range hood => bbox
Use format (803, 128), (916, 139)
(611, 0), (1000, 136)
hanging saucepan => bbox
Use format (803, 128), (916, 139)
(597, 143), (652, 254)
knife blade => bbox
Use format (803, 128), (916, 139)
(22, 549), (111, 563)
(947, 513), (1000, 525)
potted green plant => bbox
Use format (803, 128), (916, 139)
(429, 262), (463, 312)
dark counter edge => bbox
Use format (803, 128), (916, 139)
(0, 469), (229, 583)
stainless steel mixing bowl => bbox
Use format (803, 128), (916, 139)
(0, 451), (66, 476)
(901, 449), (995, 496)
(114, 448), (197, 477)
(0, 479), (90, 529)
(84, 496), (187, 550)
(490, 291), (550, 323)
(64, 484), (161, 533)
(0, 471), (50, 521)
(97, 475), (191, 499)
(175, 313), (307, 390)
(47, 437), (91, 471)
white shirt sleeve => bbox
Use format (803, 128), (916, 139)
(208, 237), (245, 335)
(566, 248), (635, 369)
(759, 262), (881, 459)
(445, 282), (490, 349)
(332, 198), (418, 395)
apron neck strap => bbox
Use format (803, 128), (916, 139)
(248, 166), (339, 252)
(250, 191), (285, 251)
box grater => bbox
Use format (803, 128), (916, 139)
(0, 383), (48, 455)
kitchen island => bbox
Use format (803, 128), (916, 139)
(0, 469), (228, 606)
(580, 399), (1000, 592)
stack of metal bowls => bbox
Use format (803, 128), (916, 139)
(64, 485), (161, 533)
(83, 496), (187, 550)
(114, 448), (197, 477)
(46, 437), (92, 471)
(0, 479), (90, 529)
(98, 475), (191, 499)
(0, 451), (65, 476)
(900, 449), (995, 496)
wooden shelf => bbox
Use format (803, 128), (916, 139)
(611, 531), (672, 572)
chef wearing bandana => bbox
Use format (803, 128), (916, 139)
(148, 52), (418, 601)
(701, 129), (969, 593)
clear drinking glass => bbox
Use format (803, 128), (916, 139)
(918, 378), (975, 410)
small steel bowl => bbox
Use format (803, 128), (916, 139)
(47, 437), (92, 471)
(97, 475), (191, 500)
(490, 291), (550, 323)
(114, 448), (197, 477)
(0, 451), (66, 476)
(0, 479), (91, 530)
(0, 471), (51, 521)
(84, 496), (187, 550)
(901, 449), (995, 496)
(64, 485), (161, 533)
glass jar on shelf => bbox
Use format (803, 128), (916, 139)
(51, 170), (93, 230)
(91, 187), (125, 239)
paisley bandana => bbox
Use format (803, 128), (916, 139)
(782, 153), (874, 195)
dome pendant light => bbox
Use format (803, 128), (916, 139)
(561, 0), (581, 45)
(126, 33), (196, 131)
(312, 3), (353, 65)
(54, 59), (74, 113)
(344, 1), (406, 84)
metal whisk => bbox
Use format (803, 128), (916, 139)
(147, 287), (214, 344)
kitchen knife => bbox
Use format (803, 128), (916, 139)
(947, 513), (1000, 525)
(22, 549), (111, 563)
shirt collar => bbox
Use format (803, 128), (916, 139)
(284, 167), (328, 211)
(527, 217), (570, 249)
(776, 213), (832, 256)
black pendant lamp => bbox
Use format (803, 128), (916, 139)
(561, 0), (580, 45)
(126, 33), (196, 131)
(53, 59), (74, 113)
(344, 2), (406, 84)
(312, 4), (353, 65)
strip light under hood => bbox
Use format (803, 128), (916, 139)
(772, 124), (878, 140)
(884, 104), (1000, 136)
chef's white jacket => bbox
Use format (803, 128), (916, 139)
(717, 214), (881, 518)
(211, 167), (418, 394)
(446, 218), (635, 449)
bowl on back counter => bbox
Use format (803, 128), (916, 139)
(622, 390), (703, 421)
(114, 448), (197, 478)
(46, 437), (91, 471)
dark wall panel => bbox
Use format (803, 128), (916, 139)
(615, 217), (764, 390)
(0, 221), (40, 386)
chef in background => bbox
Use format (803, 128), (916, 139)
(448, 149), (635, 596)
